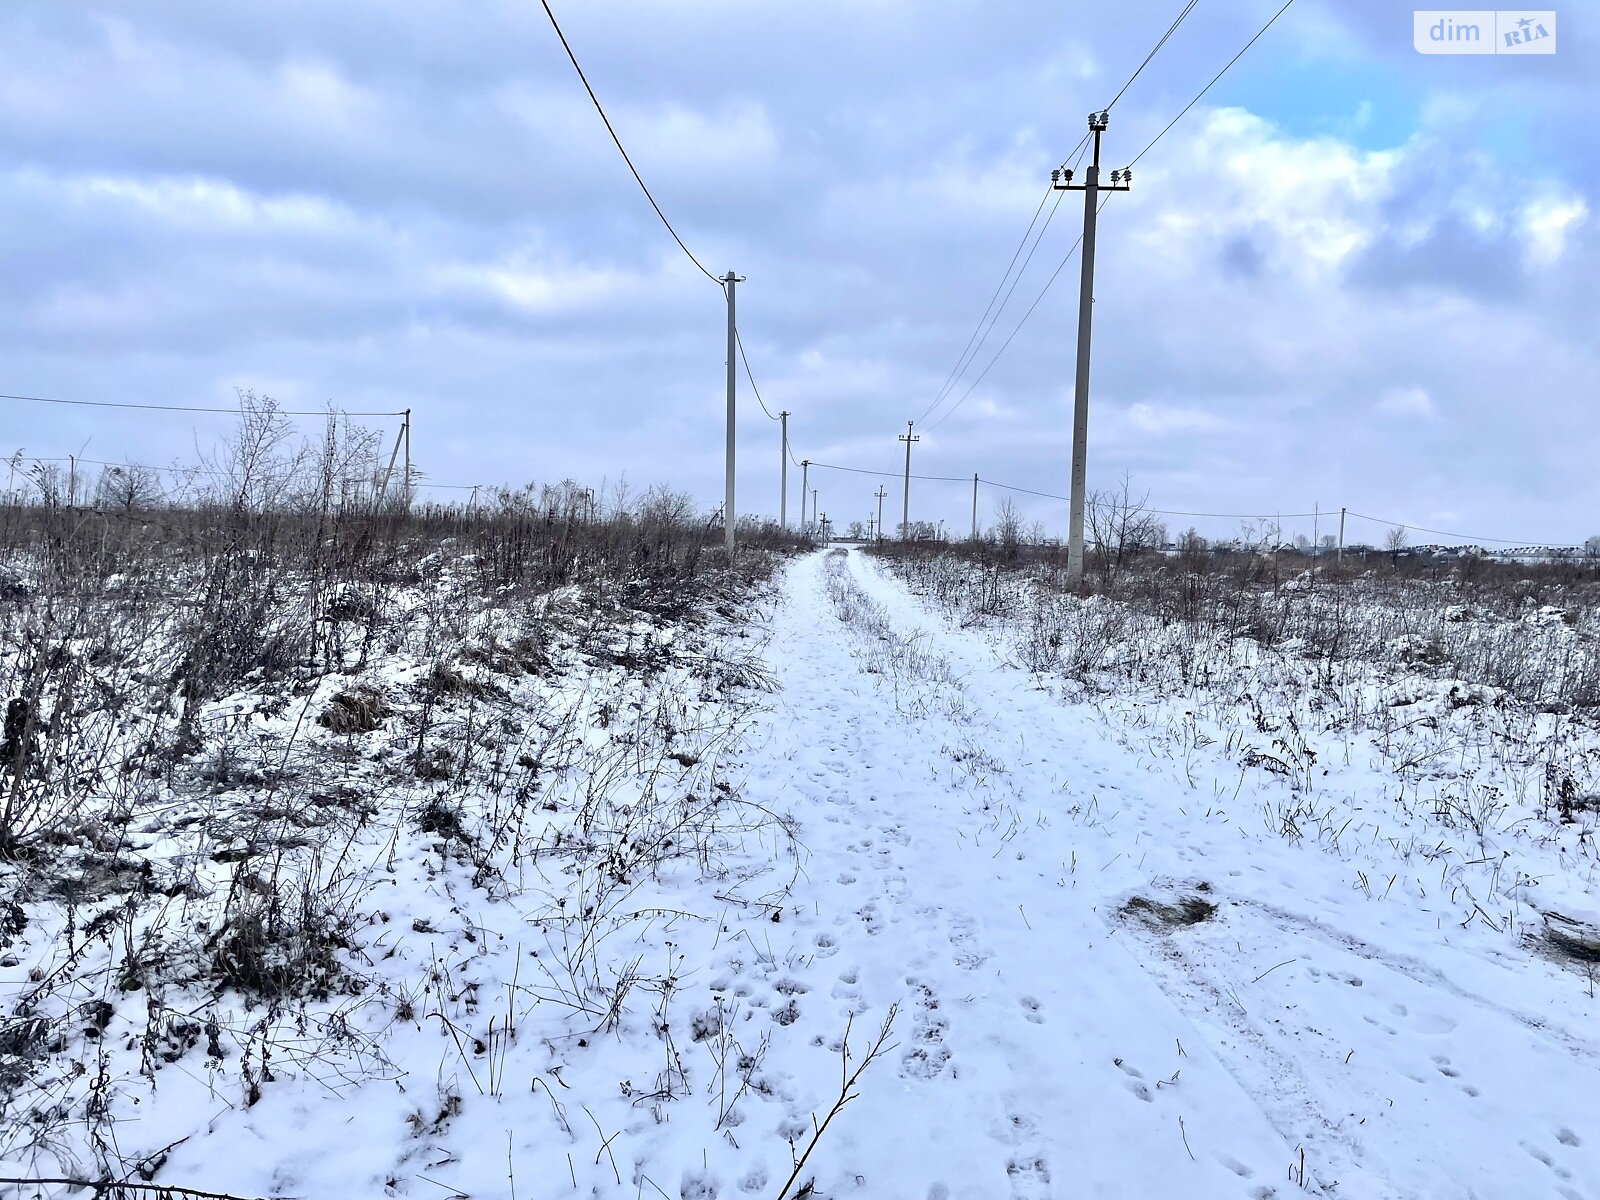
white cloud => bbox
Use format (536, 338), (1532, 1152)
(1376, 386), (1436, 419)
(1522, 195), (1587, 265)
(1123, 402), (1233, 436)
(438, 258), (639, 314)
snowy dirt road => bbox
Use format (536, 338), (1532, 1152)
(729, 548), (1599, 1200)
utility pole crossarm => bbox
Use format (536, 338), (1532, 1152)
(1052, 112), (1133, 194)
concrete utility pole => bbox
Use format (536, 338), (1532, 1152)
(1053, 111), (1130, 585)
(812, 489), (819, 531)
(800, 459), (810, 530)
(971, 474), (979, 541)
(1338, 506), (1347, 564)
(403, 412), (416, 508)
(721, 270), (744, 556)
(875, 486), (887, 543)
(779, 411), (790, 529)
(378, 411), (408, 506)
(1312, 502), (1321, 581)
(898, 421), (919, 541)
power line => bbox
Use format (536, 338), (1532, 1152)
(923, 1), (1296, 433)
(798, 457), (1582, 539)
(735, 329), (781, 422)
(918, 0), (1206, 428)
(7, 454), (389, 486)
(1104, 0), (1202, 112)
(1342, 510), (1584, 549)
(919, 186), (1055, 424)
(12, 448), (1579, 544)
(5, 453), (520, 497)
(966, 476), (1318, 518)
(926, 193), (1116, 433)
(1, 392), (403, 417)
(805, 459), (1330, 522)
(808, 460), (971, 484)
(1128, 0), (1297, 169)
(538, 0), (720, 287)
(918, 129), (1102, 429)
(921, 188), (1070, 427)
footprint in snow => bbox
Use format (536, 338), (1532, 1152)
(991, 1108), (1039, 1147)
(901, 1044), (952, 1079)
(1411, 1011), (1458, 1035)
(948, 914), (992, 971)
(1218, 1155), (1254, 1179)
(1005, 1155), (1051, 1199)
(1114, 1057), (1153, 1103)
(900, 979), (952, 1080)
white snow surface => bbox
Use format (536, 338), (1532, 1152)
(6, 547), (1599, 1199)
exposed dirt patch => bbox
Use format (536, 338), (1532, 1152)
(1531, 914), (1600, 967)
(318, 685), (391, 734)
(1120, 892), (1218, 931)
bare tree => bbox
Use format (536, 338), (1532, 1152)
(1385, 525), (1408, 566)
(27, 462), (69, 508)
(94, 465), (164, 512)
(1086, 474), (1164, 584)
(1236, 517), (1284, 555)
(1585, 535), (1600, 560)
(992, 498), (1024, 561)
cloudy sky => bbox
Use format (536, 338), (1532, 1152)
(2, 1), (1595, 544)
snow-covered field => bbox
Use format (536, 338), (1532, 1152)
(4, 546), (1599, 1199)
